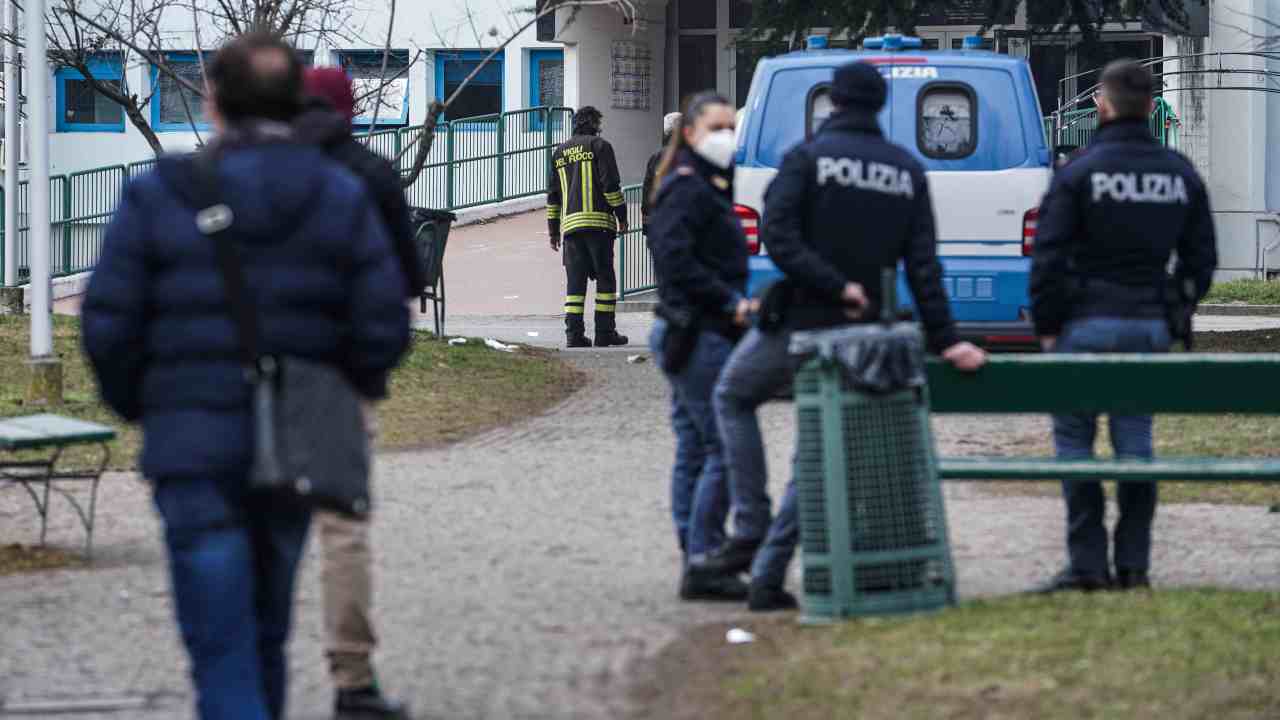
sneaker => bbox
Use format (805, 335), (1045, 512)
(748, 583), (798, 612)
(335, 686), (409, 719)
(595, 331), (630, 347)
(566, 333), (593, 349)
(1115, 569), (1151, 590)
(680, 566), (749, 601)
(697, 537), (762, 576)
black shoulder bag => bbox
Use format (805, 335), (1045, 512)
(190, 151), (372, 517)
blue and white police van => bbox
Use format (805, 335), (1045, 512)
(733, 34), (1051, 347)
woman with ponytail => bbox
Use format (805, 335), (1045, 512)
(646, 92), (753, 601)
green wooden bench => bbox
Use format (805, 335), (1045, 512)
(926, 354), (1280, 481)
(0, 414), (116, 557)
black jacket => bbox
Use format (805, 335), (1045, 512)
(640, 147), (664, 230)
(648, 148), (749, 334)
(547, 133), (627, 237)
(762, 110), (958, 352)
(1030, 119), (1217, 336)
(295, 103), (425, 297)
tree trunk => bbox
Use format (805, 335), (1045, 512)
(124, 100), (164, 155)
(400, 101), (443, 189)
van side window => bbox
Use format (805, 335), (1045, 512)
(918, 83), (977, 158)
(806, 84), (834, 139)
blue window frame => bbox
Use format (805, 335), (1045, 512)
(55, 54), (125, 133)
(338, 50), (411, 128)
(150, 52), (213, 132)
(434, 50), (503, 121)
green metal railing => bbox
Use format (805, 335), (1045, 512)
(0, 106), (575, 286)
(1044, 97), (1181, 149)
(617, 183), (654, 300)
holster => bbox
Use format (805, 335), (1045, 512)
(1164, 275), (1196, 351)
(655, 303), (700, 374)
(757, 279), (795, 333)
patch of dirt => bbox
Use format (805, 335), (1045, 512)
(0, 543), (85, 575)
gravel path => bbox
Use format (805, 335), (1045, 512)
(3, 329), (1279, 719)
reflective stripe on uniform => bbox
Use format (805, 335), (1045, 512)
(582, 160), (594, 213)
(565, 295), (587, 302)
(596, 292), (619, 301)
(560, 212), (617, 234)
(604, 191), (625, 207)
(595, 303), (616, 312)
(565, 305), (586, 314)
(547, 205), (561, 219)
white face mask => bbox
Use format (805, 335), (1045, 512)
(693, 129), (736, 170)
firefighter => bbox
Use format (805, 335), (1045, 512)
(547, 106), (630, 348)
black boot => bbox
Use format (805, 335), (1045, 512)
(335, 686), (409, 719)
(748, 582), (799, 612)
(1115, 569), (1151, 590)
(566, 333), (593, 348)
(1029, 568), (1112, 594)
(595, 330), (629, 347)
(680, 565), (749, 601)
(698, 537), (762, 576)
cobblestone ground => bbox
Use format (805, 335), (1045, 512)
(3, 328), (1279, 719)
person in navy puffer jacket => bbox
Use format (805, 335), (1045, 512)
(81, 33), (409, 720)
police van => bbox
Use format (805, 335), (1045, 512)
(734, 34), (1051, 346)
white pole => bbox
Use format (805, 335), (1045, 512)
(24, 0), (49, 357)
(4, 0), (19, 288)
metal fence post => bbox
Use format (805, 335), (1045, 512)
(496, 112), (506, 204)
(543, 108), (553, 190)
(62, 174), (72, 274)
(445, 122), (455, 210)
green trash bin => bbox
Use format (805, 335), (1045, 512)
(411, 208), (457, 336)
(790, 322), (956, 623)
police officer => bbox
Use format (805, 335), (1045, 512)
(1030, 60), (1217, 593)
(707, 61), (986, 612)
(641, 112), (682, 234)
(547, 106), (630, 348)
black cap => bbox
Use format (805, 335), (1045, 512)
(830, 61), (887, 111)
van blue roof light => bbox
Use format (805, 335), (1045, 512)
(862, 36), (884, 50)
(962, 35), (985, 50)
(806, 35), (829, 50)
(882, 34), (903, 50)
(901, 36), (923, 49)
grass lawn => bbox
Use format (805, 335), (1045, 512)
(0, 315), (581, 471)
(1203, 279), (1280, 305)
(980, 330), (1280, 507)
(640, 590), (1280, 720)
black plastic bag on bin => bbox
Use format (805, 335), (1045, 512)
(788, 322), (927, 395)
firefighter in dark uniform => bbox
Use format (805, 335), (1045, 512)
(1029, 60), (1217, 593)
(705, 61), (987, 612)
(547, 106), (630, 348)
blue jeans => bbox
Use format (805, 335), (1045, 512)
(1053, 317), (1172, 577)
(154, 474), (312, 720)
(650, 319), (733, 558)
(713, 328), (801, 588)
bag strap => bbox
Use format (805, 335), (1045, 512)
(191, 150), (263, 370)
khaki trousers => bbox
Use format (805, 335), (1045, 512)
(318, 403), (379, 690)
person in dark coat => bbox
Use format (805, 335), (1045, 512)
(708, 61), (986, 612)
(647, 94), (751, 601)
(81, 34), (409, 720)
(291, 67), (414, 720)
(1029, 60), (1217, 594)
(641, 111), (682, 233)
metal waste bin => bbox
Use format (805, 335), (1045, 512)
(411, 208), (457, 336)
(790, 322), (956, 623)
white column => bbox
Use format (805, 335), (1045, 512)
(3, 0), (17, 287)
(25, 0), (49, 356)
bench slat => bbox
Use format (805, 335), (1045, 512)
(0, 414), (117, 451)
(939, 457), (1280, 481)
(927, 354), (1280, 415)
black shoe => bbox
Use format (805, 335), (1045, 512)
(680, 566), (749, 601)
(748, 583), (798, 612)
(335, 686), (409, 719)
(1115, 569), (1151, 590)
(698, 537), (762, 576)
(595, 331), (629, 347)
(1030, 568), (1112, 594)
(566, 333), (593, 348)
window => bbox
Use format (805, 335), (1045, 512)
(151, 53), (212, 131)
(918, 83), (977, 158)
(434, 50), (502, 121)
(1030, 43), (1067, 113)
(341, 50), (412, 127)
(730, 0), (752, 28)
(678, 35), (717, 106)
(806, 84), (834, 138)
(55, 54), (125, 132)
(951, 37), (995, 50)
(920, 38), (941, 50)
(679, 0), (716, 29)
(536, 0), (557, 41)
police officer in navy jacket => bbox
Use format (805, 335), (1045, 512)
(1030, 60), (1217, 593)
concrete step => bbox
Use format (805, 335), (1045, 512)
(618, 289), (657, 314)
